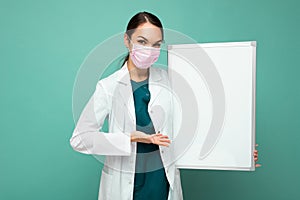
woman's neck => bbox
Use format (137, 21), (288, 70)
(127, 58), (149, 82)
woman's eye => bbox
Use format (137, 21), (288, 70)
(138, 40), (146, 45)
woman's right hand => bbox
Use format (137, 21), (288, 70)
(130, 131), (171, 147)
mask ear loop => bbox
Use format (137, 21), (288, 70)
(127, 37), (133, 46)
(126, 35), (137, 57)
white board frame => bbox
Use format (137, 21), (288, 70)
(167, 41), (256, 171)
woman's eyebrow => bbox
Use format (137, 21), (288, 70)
(137, 36), (163, 43)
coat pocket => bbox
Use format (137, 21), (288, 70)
(99, 169), (113, 200)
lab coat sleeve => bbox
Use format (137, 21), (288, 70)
(69, 81), (131, 156)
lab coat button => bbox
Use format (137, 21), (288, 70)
(161, 150), (164, 153)
(129, 180), (132, 184)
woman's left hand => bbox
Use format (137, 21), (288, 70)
(254, 144), (261, 167)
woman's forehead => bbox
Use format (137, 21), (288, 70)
(131, 25), (163, 41)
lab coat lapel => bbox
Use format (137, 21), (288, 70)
(148, 67), (164, 133)
(116, 62), (136, 125)
(148, 65), (163, 107)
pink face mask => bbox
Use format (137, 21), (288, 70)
(129, 39), (161, 69)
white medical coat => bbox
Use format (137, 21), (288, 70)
(69, 61), (183, 200)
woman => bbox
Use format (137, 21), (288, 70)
(70, 11), (260, 200)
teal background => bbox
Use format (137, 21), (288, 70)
(1, 0), (299, 199)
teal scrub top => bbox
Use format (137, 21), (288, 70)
(130, 77), (170, 200)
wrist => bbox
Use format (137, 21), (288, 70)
(130, 132), (137, 142)
(130, 131), (151, 143)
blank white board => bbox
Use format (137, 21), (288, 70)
(167, 41), (256, 171)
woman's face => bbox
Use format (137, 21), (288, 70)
(124, 22), (163, 50)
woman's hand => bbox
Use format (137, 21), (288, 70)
(130, 131), (171, 147)
(254, 144), (261, 168)
(148, 133), (171, 147)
